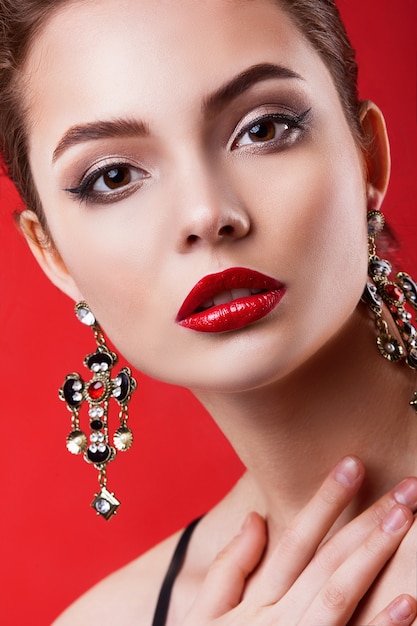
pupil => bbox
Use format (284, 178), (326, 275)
(104, 168), (130, 188)
(248, 120), (281, 143)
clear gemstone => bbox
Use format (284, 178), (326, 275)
(98, 443), (106, 453)
(76, 305), (95, 326)
(72, 392), (83, 402)
(100, 363), (109, 372)
(367, 212), (384, 236)
(72, 381), (82, 391)
(90, 433), (99, 443)
(92, 363), (100, 373)
(89, 444), (98, 453)
(95, 498), (111, 514)
(113, 387), (121, 398)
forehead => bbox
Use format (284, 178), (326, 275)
(25, 0), (335, 148)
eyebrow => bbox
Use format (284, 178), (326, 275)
(202, 62), (303, 116)
(52, 118), (149, 162)
(52, 63), (302, 162)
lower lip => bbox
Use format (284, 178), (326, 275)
(177, 289), (285, 333)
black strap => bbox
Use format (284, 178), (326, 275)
(151, 517), (203, 626)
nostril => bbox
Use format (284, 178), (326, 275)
(187, 234), (199, 244)
(218, 224), (234, 237)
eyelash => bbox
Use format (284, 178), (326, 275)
(232, 108), (311, 150)
(65, 161), (148, 204)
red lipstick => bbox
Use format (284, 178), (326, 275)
(176, 267), (286, 333)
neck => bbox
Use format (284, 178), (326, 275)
(193, 305), (417, 535)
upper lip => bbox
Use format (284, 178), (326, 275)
(176, 267), (284, 321)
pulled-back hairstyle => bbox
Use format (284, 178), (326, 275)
(0, 0), (363, 228)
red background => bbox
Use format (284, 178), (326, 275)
(0, 2), (416, 624)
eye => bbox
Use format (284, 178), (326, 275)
(237, 119), (288, 146)
(65, 162), (149, 204)
(92, 165), (144, 192)
(232, 109), (311, 150)
(92, 166), (135, 191)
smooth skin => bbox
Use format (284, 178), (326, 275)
(17, 0), (417, 624)
(52, 458), (417, 625)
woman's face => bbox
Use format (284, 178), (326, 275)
(24, 0), (370, 391)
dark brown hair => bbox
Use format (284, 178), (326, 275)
(0, 0), (363, 228)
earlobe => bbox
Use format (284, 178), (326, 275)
(359, 100), (391, 210)
(19, 209), (84, 303)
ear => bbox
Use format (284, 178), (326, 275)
(358, 100), (391, 211)
(19, 210), (84, 303)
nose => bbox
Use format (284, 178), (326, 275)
(175, 171), (251, 253)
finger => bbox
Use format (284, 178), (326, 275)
(318, 475), (417, 560)
(272, 475), (417, 609)
(369, 594), (417, 625)
(246, 456), (365, 603)
(296, 504), (414, 626)
(288, 476), (417, 604)
(186, 512), (266, 620)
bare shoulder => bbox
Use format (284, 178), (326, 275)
(52, 479), (245, 625)
(52, 529), (183, 626)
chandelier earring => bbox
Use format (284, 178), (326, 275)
(362, 210), (417, 410)
(59, 302), (137, 520)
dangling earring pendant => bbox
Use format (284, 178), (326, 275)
(59, 302), (137, 519)
(362, 210), (417, 410)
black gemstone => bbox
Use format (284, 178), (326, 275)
(87, 445), (111, 464)
(362, 282), (382, 309)
(115, 371), (130, 403)
(403, 322), (416, 338)
(63, 377), (83, 407)
(402, 279), (417, 303)
(407, 350), (417, 368)
(86, 351), (114, 371)
(370, 259), (391, 277)
(90, 419), (103, 431)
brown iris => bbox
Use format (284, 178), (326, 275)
(248, 120), (282, 142)
(103, 167), (131, 189)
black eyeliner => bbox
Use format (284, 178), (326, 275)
(64, 161), (134, 203)
(236, 107), (312, 143)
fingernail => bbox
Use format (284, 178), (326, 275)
(389, 596), (413, 621)
(382, 506), (408, 532)
(334, 456), (361, 486)
(394, 478), (417, 509)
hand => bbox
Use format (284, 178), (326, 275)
(183, 457), (417, 625)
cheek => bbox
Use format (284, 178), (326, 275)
(234, 139), (369, 343)
(284, 154), (369, 343)
(248, 140), (368, 277)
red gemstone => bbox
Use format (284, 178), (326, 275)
(384, 284), (405, 303)
(88, 380), (105, 400)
